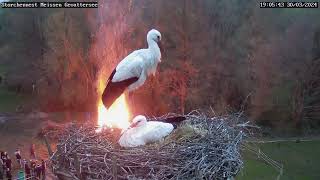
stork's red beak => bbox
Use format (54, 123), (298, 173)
(158, 41), (164, 54)
(129, 121), (139, 128)
(120, 121), (138, 135)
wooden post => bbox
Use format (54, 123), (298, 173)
(43, 135), (53, 157)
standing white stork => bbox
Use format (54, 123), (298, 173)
(118, 115), (175, 147)
(102, 29), (163, 109)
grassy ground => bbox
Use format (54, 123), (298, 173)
(0, 63), (29, 112)
(0, 88), (29, 112)
(238, 140), (320, 180)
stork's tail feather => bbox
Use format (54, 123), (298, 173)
(149, 116), (186, 129)
(102, 86), (122, 109)
(102, 69), (139, 109)
(172, 124), (178, 129)
(161, 116), (186, 123)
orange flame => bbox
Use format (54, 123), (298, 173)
(97, 79), (131, 130)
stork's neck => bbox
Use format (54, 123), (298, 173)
(147, 39), (161, 61)
(134, 123), (147, 130)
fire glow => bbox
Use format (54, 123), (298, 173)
(97, 79), (131, 131)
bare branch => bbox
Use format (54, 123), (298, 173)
(49, 111), (259, 179)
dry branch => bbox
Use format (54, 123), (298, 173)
(49, 111), (253, 180)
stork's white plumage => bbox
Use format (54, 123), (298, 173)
(118, 115), (174, 148)
(102, 29), (163, 109)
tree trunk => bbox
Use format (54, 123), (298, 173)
(292, 82), (304, 128)
(180, 96), (185, 114)
(43, 135), (53, 157)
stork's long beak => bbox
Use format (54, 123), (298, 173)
(121, 121), (138, 135)
(129, 122), (139, 128)
(158, 41), (164, 54)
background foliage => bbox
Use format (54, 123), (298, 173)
(0, 0), (319, 131)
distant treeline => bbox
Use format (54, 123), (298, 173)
(0, 0), (319, 130)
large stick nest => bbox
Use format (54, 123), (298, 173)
(49, 111), (252, 180)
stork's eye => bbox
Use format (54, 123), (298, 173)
(157, 35), (160, 40)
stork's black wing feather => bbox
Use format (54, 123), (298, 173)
(149, 116), (187, 129)
(102, 69), (138, 109)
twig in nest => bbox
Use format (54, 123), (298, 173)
(49, 111), (256, 180)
